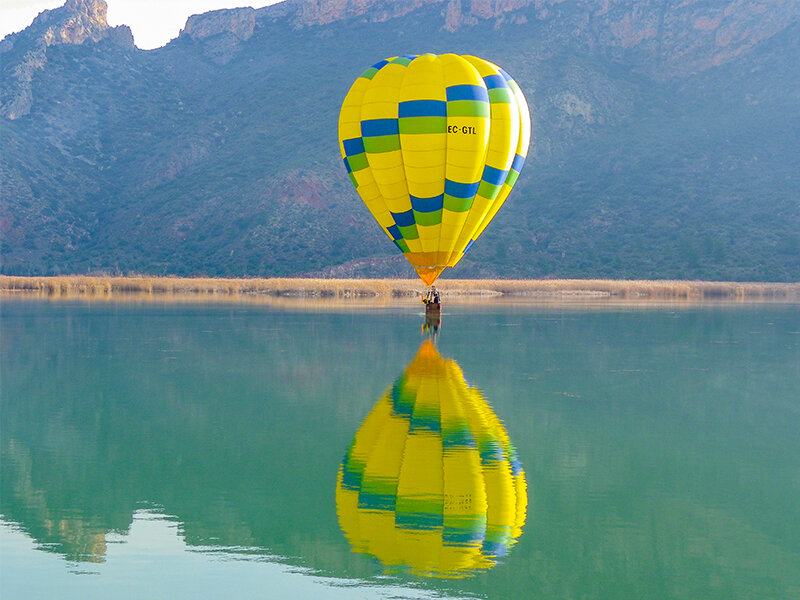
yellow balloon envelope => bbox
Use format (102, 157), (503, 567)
(338, 54), (531, 285)
(336, 341), (527, 578)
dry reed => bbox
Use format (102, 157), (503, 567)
(1, 275), (798, 305)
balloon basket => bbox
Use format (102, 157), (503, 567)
(425, 302), (441, 316)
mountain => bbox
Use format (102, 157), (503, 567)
(1, 0), (799, 280)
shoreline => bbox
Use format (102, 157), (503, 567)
(1, 275), (798, 305)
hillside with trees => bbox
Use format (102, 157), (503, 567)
(1, 0), (798, 281)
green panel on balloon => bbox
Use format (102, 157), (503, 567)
(414, 209), (443, 227)
(397, 224), (419, 240)
(443, 194), (474, 213)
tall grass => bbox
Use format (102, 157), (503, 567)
(2, 275), (798, 304)
(0, 276), (421, 305)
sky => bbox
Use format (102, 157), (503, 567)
(0, 0), (281, 49)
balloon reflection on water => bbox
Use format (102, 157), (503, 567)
(336, 341), (527, 578)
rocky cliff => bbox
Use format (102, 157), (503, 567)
(0, 0), (133, 119)
(180, 7), (258, 64)
(257, 0), (800, 77)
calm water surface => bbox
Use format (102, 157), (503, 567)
(1, 300), (799, 599)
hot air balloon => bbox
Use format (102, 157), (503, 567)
(336, 341), (527, 578)
(338, 54), (531, 286)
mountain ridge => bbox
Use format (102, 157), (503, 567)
(1, 0), (798, 281)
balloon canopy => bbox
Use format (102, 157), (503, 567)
(336, 341), (527, 578)
(338, 54), (531, 285)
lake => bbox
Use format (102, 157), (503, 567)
(1, 299), (799, 599)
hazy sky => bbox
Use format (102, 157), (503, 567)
(0, 0), (281, 50)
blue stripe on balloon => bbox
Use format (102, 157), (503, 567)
(481, 164), (507, 185)
(398, 99), (447, 118)
(358, 492), (396, 511)
(410, 194), (444, 213)
(442, 427), (476, 449)
(391, 377), (414, 418)
(446, 84), (489, 103)
(361, 118), (399, 137)
(483, 74), (508, 90)
(396, 511), (443, 530)
(342, 137), (365, 156)
(445, 179), (480, 199)
(511, 153), (525, 173)
(482, 540), (508, 558)
(479, 440), (505, 464)
(387, 224), (401, 240)
(391, 209), (416, 227)
(340, 466), (362, 490)
(410, 415), (442, 433)
(443, 529), (485, 546)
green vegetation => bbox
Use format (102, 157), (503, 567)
(1, 3), (798, 280)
